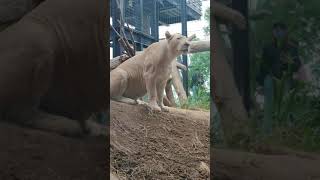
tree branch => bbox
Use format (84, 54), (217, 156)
(165, 78), (176, 107)
(110, 54), (130, 70)
(188, 41), (210, 53)
(176, 62), (187, 71)
(213, 1), (247, 30)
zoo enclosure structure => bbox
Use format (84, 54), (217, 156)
(110, 0), (202, 93)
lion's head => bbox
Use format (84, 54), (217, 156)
(165, 31), (190, 55)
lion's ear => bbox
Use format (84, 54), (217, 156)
(165, 31), (172, 40)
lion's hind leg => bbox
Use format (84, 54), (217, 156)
(110, 68), (129, 98)
(111, 68), (145, 106)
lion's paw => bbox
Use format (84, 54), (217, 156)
(136, 99), (147, 105)
(146, 103), (161, 112)
(160, 105), (170, 112)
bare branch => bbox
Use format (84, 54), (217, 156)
(176, 62), (187, 71)
(187, 34), (196, 41)
(188, 41), (210, 53)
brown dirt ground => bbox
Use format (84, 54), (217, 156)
(110, 101), (320, 180)
(110, 101), (210, 180)
(0, 122), (107, 180)
(213, 148), (320, 180)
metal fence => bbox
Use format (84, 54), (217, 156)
(110, 0), (202, 57)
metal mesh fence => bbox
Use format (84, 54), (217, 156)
(158, 0), (202, 25)
(111, 0), (202, 52)
(122, 0), (201, 34)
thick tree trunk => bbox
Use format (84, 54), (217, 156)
(212, 17), (249, 146)
(171, 62), (187, 105)
(163, 95), (171, 107)
(212, 1), (246, 30)
(213, 2), (236, 23)
(165, 79), (176, 107)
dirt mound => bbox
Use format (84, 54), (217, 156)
(213, 148), (320, 180)
(0, 122), (107, 180)
(110, 101), (210, 179)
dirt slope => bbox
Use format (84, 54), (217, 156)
(110, 101), (320, 180)
(0, 122), (107, 180)
(110, 101), (210, 180)
(213, 148), (320, 180)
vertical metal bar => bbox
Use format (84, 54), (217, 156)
(140, 0), (144, 31)
(112, 0), (121, 57)
(140, 0), (144, 50)
(155, 0), (159, 40)
(181, 0), (189, 96)
(151, 0), (156, 38)
(135, 0), (141, 31)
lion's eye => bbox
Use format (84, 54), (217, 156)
(177, 37), (181, 40)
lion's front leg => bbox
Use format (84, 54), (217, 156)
(157, 80), (169, 112)
(145, 75), (161, 112)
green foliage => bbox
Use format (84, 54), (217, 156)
(248, 0), (320, 151)
(188, 52), (210, 85)
(186, 51), (210, 110)
(203, 7), (210, 35)
(251, 0), (320, 63)
(260, 81), (320, 151)
(185, 86), (210, 110)
(183, 7), (210, 110)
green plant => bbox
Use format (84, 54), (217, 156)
(185, 86), (210, 110)
(182, 7), (210, 111)
(254, 79), (320, 151)
(248, 0), (320, 151)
